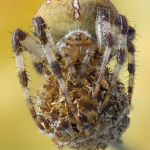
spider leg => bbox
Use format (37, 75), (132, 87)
(12, 29), (44, 130)
(79, 45), (94, 78)
(14, 29), (50, 75)
(30, 53), (51, 75)
(60, 46), (76, 78)
(95, 7), (105, 53)
(32, 16), (82, 126)
(99, 14), (128, 112)
(127, 40), (135, 104)
(19, 33), (46, 62)
(93, 8), (114, 99)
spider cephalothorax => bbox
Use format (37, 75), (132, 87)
(12, 0), (135, 149)
(56, 30), (97, 78)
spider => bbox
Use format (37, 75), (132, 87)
(12, 0), (136, 149)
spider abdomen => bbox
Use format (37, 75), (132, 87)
(37, 0), (118, 43)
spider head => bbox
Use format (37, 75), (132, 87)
(57, 31), (96, 63)
(65, 31), (92, 46)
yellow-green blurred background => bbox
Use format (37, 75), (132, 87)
(0, 0), (150, 150)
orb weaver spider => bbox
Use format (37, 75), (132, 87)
(12, 0), (135, 149)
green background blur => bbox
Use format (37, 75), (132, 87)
(0, 0), (150, 150)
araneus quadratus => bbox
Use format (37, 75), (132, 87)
(12, 0), (135, 149)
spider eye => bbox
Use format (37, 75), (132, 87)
(68, 37), (71, 40)
(75, 37), (81, 41)
(86, 37), (89, 40)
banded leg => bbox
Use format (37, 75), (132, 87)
(127, 41), (135, 104)
(12, 29), (44, 130)
(99, 15), (128, 112)
(32, 16), (82, 126)
(128, 26), (136, 42)
(30, 53), (51, 75)
(95, 7), (105, 52)
(80, 45), (94, 78)
(60, 46), (76, 78)
(18, 31), (46, 62)
(13, 29), (50, 75)
(93, 8), (114, 99)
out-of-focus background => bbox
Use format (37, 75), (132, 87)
(0, 0), (149, 150)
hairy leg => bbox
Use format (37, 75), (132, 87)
(12, 29), (45, 130)
(79, 45), (95, 78)
(32, 17), (82, 126)
(93, 8), (114, 99)
(127, 40), (135, 104)
(60, 46), (77, 78)
(99, 14), (128, 112)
